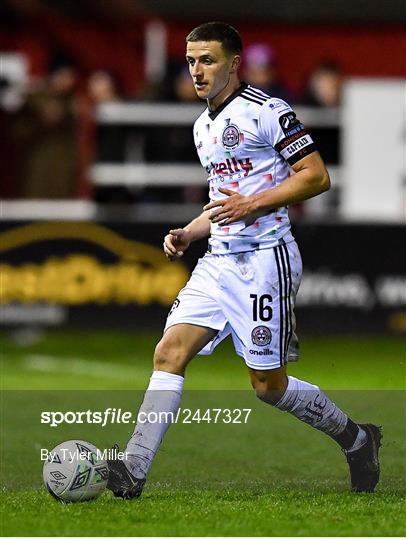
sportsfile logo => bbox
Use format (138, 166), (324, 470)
(40, 407), (252, 426)
(207, 157), (252, 179)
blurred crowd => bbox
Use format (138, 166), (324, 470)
(0, 0), (343, 203)
(0, 48), (342, 203)
(1, 61), (121, 199)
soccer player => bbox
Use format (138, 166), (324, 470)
(107, 22), (381, 498)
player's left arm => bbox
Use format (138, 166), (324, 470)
(204, 151), (330, 225)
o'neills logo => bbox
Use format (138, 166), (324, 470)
(249, 349), (273, 356)
(0, 223), (189, 306)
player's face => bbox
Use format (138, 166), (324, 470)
(186, 41), (238, 104)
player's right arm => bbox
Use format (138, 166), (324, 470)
(163, 211), (211, 261)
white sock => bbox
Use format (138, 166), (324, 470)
(125, 370), (184, 479)
(275, 375), (348, 437)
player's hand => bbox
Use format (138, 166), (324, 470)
(203, 188), (257, 225)
(163, 228), (191, 261)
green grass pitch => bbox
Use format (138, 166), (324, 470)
(1, 330), (405, 536)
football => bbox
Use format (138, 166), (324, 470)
(43, 440), (109, 502)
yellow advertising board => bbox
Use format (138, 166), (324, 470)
(0, 222), (189, 307)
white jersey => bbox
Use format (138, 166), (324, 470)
(193, 82), (317, 254)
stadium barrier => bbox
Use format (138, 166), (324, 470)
(91, 103), (341, 219)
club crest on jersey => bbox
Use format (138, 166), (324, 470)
(251, 326), (272, 346)
(221, 124), (241, 149)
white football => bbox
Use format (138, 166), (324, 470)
(43, 440), (109, 502)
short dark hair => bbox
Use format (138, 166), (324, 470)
(186, 22), (243, 56)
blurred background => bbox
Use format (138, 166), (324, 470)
(0, 0), (405, 337)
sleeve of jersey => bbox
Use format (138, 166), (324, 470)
(258, 99), (317, 166)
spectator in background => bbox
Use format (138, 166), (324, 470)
(243, 43), (292, 103)
(154, 61), (201, 103)
(49, 64), (78, 99)
(143, 65), (203, 203)
(81, 70), (132, 203)
(301, 61), (342, 107)
(172, 68), (205, 203)
(172, 66), (200, 103)
(87, 70), (121, 104)
(12, 62), (80, 199)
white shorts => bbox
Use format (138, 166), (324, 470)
(165, 241), (302, 370)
